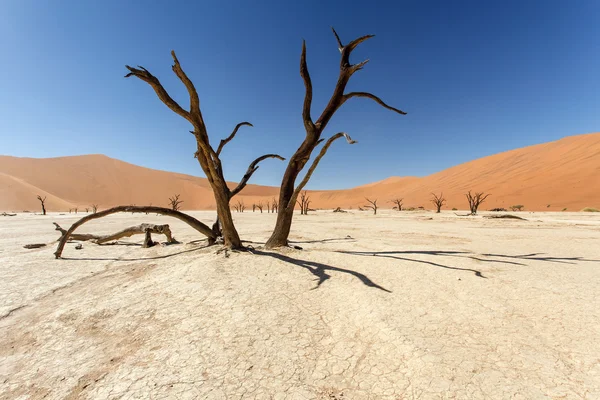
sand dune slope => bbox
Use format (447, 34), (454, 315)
(1, 133), (599, 212)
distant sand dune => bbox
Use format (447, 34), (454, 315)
(1, 133), (599, 212)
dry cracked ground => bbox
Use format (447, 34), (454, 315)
(1, 210), (599, 399)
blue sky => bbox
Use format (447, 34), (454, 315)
(1, 1), (599, 189)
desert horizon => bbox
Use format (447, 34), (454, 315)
(2, 132), (599, 214)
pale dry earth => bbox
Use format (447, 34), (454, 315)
(2, 132), (600, 213)
(1, 210), (599, 399)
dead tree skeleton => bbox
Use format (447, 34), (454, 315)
(37, 195), (47, 215)
(297, 191), (311, 215)
(271, 198), (278, 213)
(256, 202), (264, 213)
(364, 198), (378, 215)
(466, 191), (491, 215)
(54, 206), (216, 258)
(265, 28), (405, 248)
(233, 200), (246, 213)
(126, 52), (284, 248)
(430, 193), (446, 213)
(168, 194), (184, 211)
(390, 198), (403, 211)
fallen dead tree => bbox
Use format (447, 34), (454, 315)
(1, 212), (17, 217)
(484, 214), (527, 220)
(54, 205), (216, 258)
(53, 222), (175, 244)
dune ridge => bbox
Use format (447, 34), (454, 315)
(1, 133), (599, 212)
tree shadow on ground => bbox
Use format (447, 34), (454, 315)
(289, 237), (357, 245)
(481, 252), (600, 265)
(59, 244), (210, 262)
(336, 250), (488, 278)
(251, 249), (391, 293)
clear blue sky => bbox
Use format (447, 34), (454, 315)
(1, 1), (599, 189)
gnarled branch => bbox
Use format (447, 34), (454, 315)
(343, 92), (407, 115)
(170, 50), (201, 118)
(230, 154), (286, 198)
(290, 133), (356, 209)
(300, 41), (314, 130)
(125, 65), (191, 123)
(216, 122), (253, 155)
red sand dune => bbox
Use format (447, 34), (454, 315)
(1, 133), (599, 212)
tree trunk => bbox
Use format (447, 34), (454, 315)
(266, 204), (295, 247)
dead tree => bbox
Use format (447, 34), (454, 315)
(126, 52), (284, 248)
(430, 193), (446, 213)
(271, 198), (278, 213)
(168, 194), (183, 211)
(266, 200), (271, 213)
(37, 195), (47, 215)
(54, 206), (216, 258)
(53, 222), (175, 245)
(256, 202), (264, 213)
(85, 208), (89, 213)
(91, 204), (99, 214)
(363, 198), (378, 215)
(265, 28), (405, 248)
(466, 191), (491, 215)
(390, 198), (403, 211)
(297, 191), (311, 215)
(74, 207), (78, 214)
(233, 200), (245, 213)
(252, 204), (256, 212)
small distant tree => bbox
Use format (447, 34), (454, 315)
(430, 192), (446, 213)
(37, 195), (47, 215)
(85, 207), (89, 213)
(510, 205), (524, 211)
(256, 202), (264, 213)
(252, 203), (256, 212)
(168, 194), (183, 211)
(364, 198), (378, 215)
(233, 200), (245, 213)
(74, 207), (78, 214)
(266, 200), (271, 213)
(271, 198), (278, 213)
(297, 191), (311, 215)
(91, 204), (99, 214)
(466, 191), (491, 215)
(390, 198), (403, 211)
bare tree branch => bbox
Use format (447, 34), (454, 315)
(230, 154), (286, 198)
(300, 41), (314, 130)
(170, 51), (202, 119)
(343, 92), (407, 115)
(290, 133), (356, 208)
(125, 65), (192, 123)
(216, 122), (253, 155)
(331, 27), (344, 52)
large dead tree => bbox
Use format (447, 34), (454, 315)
(126, 52), (284, 248)
(390, 198), (403, 211)
(37, 195), (47, 215)
(297, 191), (311, 215)
(168, 194), (184, 211)
(265, 28), (405, 248)
(430, 192), (446, 213)
(364, 198), (378, 215)
(466, 191), (491, 215)
(54, 206), (216, 258)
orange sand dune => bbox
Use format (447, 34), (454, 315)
(1, 133), (599, 212)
